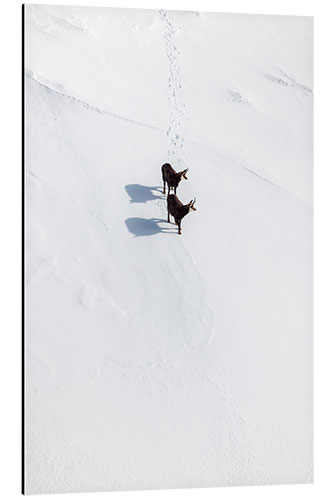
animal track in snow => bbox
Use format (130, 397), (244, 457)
(160, 9), (188, 170)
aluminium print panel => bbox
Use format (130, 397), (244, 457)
(24, 4), (313, 494)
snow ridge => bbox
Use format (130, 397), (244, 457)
(26, 70), (163, 132)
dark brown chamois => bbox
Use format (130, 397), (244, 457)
(161, 163), (189, 195)
(167, 194), (197, 235)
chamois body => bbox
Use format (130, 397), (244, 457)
(167, 194), (197, 235)
(161, 163), (188, 195)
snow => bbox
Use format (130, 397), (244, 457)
(24, 4), (313, 494)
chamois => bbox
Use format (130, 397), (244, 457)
(161, 163), (189, 195)
(167, 194), (197, 235)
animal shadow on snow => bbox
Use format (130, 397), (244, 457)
(125, 218), (173, 237)
(125, 184), (163, 203)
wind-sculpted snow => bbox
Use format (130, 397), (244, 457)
(25, 5), (313, 494)
(264, 71), (313, 97)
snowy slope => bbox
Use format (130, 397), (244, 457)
(25, 5), (313, 494)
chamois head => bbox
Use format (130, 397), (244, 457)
(172, 169), (189, 193)
(180, 168), (189, 181)
(188, 197), (197, 212)
(174, 168), (189, 188)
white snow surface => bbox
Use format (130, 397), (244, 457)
(24, 5), (313, 494)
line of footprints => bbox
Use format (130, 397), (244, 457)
(161, 163), (197, 235)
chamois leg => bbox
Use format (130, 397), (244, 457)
(167, 210), (170, 223)
(174, 186), (177, 195)
(163, 180), (166, 194)
(175, 219), (182, 234)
